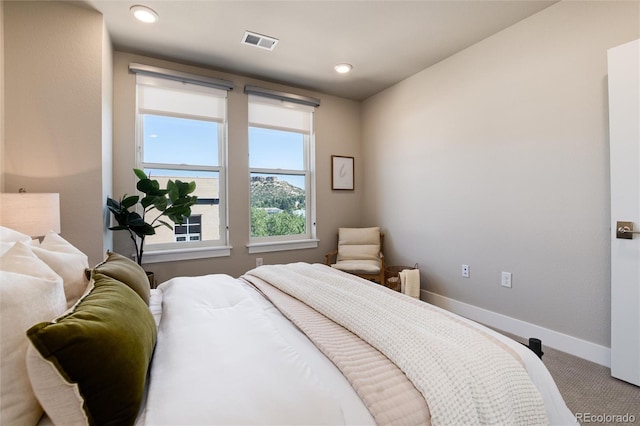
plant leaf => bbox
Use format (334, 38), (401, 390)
(140, 195), (155, 209)
(106, 198), (122, 214)
(167, 180), (179, 203)
(133, 168), (148, 181)
(137, 178), (155, 195)
(152, 196), (168, 211)
(158, 220), (173, 230)
(187, 181), (196, 194)
(121, 195), (139, 209)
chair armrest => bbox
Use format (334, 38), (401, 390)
(325, 249), (338, 265)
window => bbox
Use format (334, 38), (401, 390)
(133, 67), (231, 261)
(247, 90), (319, 253)
(175, 215), (202, 242)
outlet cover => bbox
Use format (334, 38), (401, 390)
(501, 271), (512, 288)
(462, 264), (470, 278)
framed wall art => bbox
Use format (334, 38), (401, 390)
(331, 155), (354, 190)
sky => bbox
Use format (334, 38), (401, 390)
(143, 115), (306, 189)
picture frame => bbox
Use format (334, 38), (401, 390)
(331, 155), (354, 190)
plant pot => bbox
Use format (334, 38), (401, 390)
(145, 271), (156, 289)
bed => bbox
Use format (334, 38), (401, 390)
(0, 226), (576, 425)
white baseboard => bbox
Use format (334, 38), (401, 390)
(422, 290), (611, 368)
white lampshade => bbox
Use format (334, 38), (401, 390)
(0, 193), (61, 237)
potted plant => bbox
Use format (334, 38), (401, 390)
(107, 169), (198, 266)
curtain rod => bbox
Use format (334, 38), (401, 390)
(129, 63), (234, 91)
(244, 85), (320, 107)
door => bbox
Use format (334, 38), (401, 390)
(609, 39), (640, 386)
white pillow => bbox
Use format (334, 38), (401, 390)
(31, 231), (90, 308)
(0, 226), (33, 256)
(25, 345), (88, 426)
(0, 226), (32, 244)
(39, 231), (84, 256)
(0, 242), (14, 257)
(0, 242), (66, 426)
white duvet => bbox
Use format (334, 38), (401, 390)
(137, 274), (375, 426)
(137, 272), (575, 426)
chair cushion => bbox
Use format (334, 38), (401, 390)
(332, 259), (381, 275)
(336, 227), (381, 263)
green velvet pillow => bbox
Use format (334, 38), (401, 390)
(89, 251), (151, 304)
(26, 273), (157, 426)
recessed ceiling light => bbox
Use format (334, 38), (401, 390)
(131, 5), (159, 24)
(334, 63), (353, 74)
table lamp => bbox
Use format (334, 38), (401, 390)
(0, 191), (61, 238)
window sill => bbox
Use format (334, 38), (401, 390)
(141, 245), (232, 264)
(247, 239), (319, 254)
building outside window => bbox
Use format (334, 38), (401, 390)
(175, 214), (202, 242)
(246, 88), (319, 252)
(133, 67), (230, 260)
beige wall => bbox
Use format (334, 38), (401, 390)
(3, 1), (110, 264)
(362, 1), (639, 347)
(4, 0), (631, 353)
(0, 0), (4, 192)
(113, 52), (362, 280)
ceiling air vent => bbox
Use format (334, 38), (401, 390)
(242, 31), (278, 51)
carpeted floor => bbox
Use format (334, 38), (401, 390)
(503, 332), (640, 425)
(543, 345), (639, 425)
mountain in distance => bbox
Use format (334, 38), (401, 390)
(250, 176), (305, 211)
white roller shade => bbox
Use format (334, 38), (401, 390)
(138, 75), (226, 121)
(248, 95), (313, 133)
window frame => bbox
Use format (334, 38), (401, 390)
(133, 73), (231, 262)
(174, 214), (202, 242)
(246, 93), (319, 253)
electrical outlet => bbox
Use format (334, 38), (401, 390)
(462, 264), (470, 278)
(501, 271), (512, 288)
(256, 257), (263, 267)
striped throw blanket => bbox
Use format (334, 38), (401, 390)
(245, 263), (548, 426)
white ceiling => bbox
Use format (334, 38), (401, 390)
(80, 0), (557, 101)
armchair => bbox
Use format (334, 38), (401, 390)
(325, 227), (385, 284)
